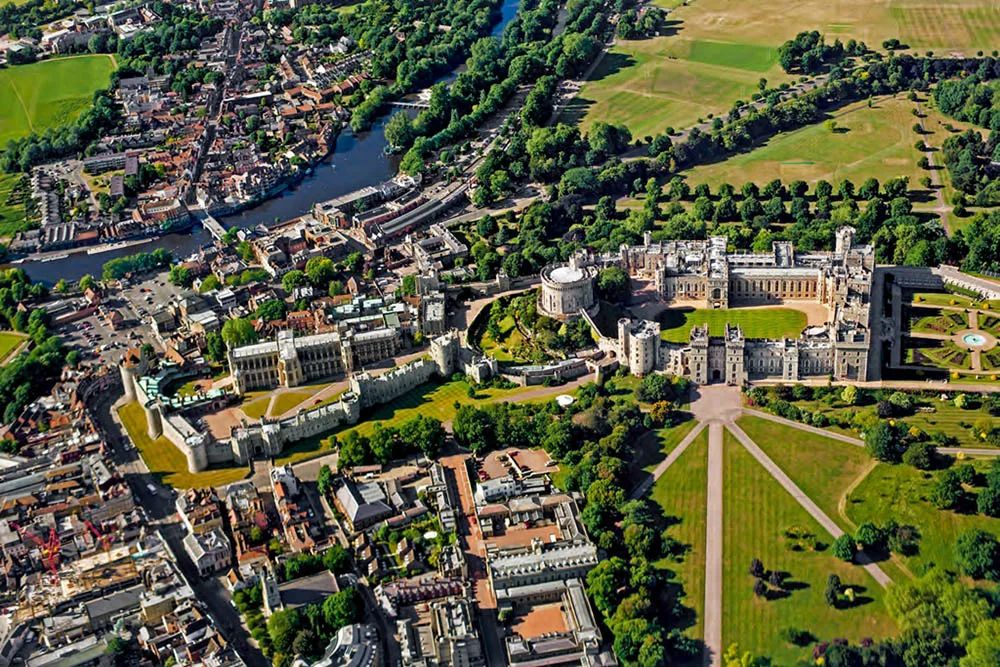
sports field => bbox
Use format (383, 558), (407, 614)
(0, 55), (117, 146)
(681, 97), (941, 188)
(0, 331), (26, 364)
(570, 0), (999, 137)
(659, 307), (807, 343)
(722, 432), (897, 663)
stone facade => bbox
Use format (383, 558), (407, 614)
(537, 252), (599, 320)
(228, 328), (401, 395)
(570, 227), (874, 384)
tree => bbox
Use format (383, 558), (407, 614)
(596, 267), (630, 303)
(586, 557), (629, 617)
(255, 299), (287, 322)
(841, 384), (858, 405)
(305, 256), (336, 286)
(977, 485), (1000, 518)
(855, 522), (885, 552)
(932, 469), (965, 510)
(79, 274), (96, 291)
(902, 441), (936, 470)
(962, 619), (1000, 667)
(267, 609), (301, 656)
(321, 544), (352, 574)
(954, 529), (1000, 580)
(833, 534), (856, 561)
(282, 270), (307, 293)
(866, 421), (905, 463)
(292, 630), (320, 660)
(168, 264), (192, 287)
(205, 331), (226, 363)
(825, 574), (841, 607)
(888, 391), (913, 412)
(317, 464), (333, 496)
(321, 588), (363, 630)
(221, 318), (258, 348)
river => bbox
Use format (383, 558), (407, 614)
(13, 0), (520, 284)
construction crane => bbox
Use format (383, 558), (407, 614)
(10, 522), (61, 580)
(84, 519), (114, 552)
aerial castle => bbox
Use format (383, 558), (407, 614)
(540, 227), (874, 383)
(121, 331), (475, 473)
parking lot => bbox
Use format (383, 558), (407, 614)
(54, 274), (172, 369)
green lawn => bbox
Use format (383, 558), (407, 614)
(271, 389), (319, 416)
(0, 55), (116, 146)
(568, 0), (1000, 140)
(735, 415), (912, 582)
(681, 97), (938, 188)
(0, 172), (29, 238)
(660, 307), (807, 343)
(118, 401), (249, 489)
(274, 379), (538, 465)
(640, 417), (700, 472)
(845, 460), (1000, 578)
(651, 428), (709, 643)
(567, 36), (777, 138)
(240, 395), (271, 420)
(0, 331), (26, 364)
(723, 431), (897, 662)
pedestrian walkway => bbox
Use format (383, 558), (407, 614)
(702, 423), (724, 667)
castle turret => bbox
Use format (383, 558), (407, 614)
(835, 226), (856, 256)
(145, 402), (163, 440)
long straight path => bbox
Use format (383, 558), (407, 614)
(726, 421), (892, 588)
(702, 423), (724, 667)
(630, 421), (708, 499)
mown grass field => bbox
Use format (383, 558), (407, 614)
(640, 418), (700, 472)
(570, 0), (999, 139)
(569, 37), (778, 138)
(845, 459), (1000, 578)
(682, 97), (946, 187)
(651, 428), (709, 643)
(722, 432), (897, 662)
(659, 306), (807, 343)
(735, 415), (911, 582)
(0, 331), (26, 364)
(0, 55), (116, 146)
(118, 401), (249, 489)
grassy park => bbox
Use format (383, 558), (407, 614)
(659, 306), (807, 343)
(651, 429), (709, 642)
(844, 459), (1000, 577)
(0, 331), (26, 364)
(118, 401), (249, 489)
(681, 98), (939, 188)
(0, 55), (117, 146)
(570, 0), (998, 140)
(722, 432), (897, 662)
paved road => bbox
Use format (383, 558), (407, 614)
(702, 423), (724, 667)
(91, 392), (269, 667)
(726, 421), (892, 588)
(630, 421), (707, 499)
